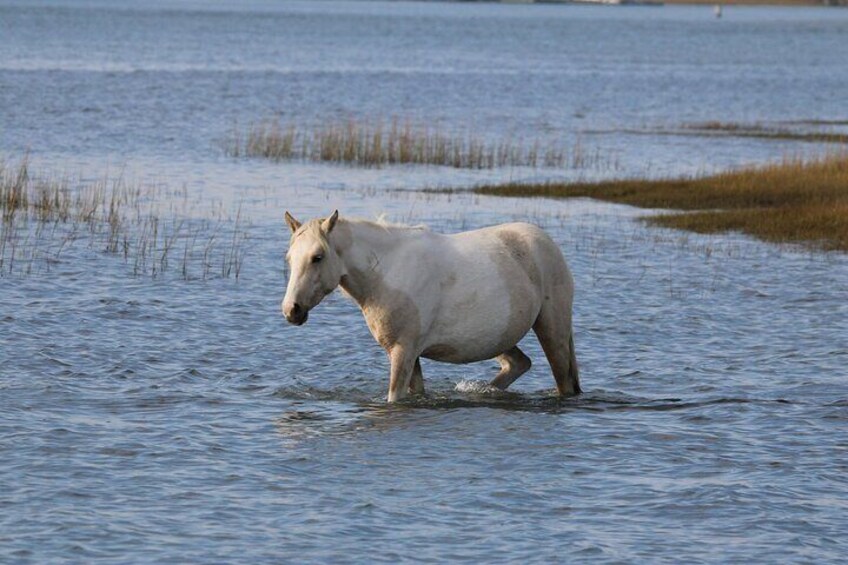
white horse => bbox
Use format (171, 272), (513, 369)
(282, 210), (580, 402)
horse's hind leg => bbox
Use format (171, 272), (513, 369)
(409, 358), (425, 396)
(533, 299), (580, 396)
(491, 346), (531, 390)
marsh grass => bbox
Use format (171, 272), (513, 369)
(474, 154), (848, 251)
(595, 121), (848, 145)
(682, 121), (848, 144)
(0, 157), (248, 278)
(226, 117), (616, 171)
(783, 119), (848, 127)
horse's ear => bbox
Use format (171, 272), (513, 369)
(284, 211), (301, 233)
(322, 210), (339, 234)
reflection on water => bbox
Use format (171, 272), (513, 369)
(275, 384), (806, 446)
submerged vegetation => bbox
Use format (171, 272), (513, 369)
(0, 157), (248, 278)
(225, 117), (617, 171)
(475, 154), (848, 251)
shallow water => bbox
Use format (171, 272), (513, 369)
(2, 1), (848, 563)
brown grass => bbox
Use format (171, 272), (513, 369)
(474, 154), (848, 251)
(225, 117), (618, 171)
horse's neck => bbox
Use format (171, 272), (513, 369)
(337, 221), (402, 307)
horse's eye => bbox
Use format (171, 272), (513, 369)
(311, 254), (324, 264)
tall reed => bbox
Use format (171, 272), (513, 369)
(225, 117), (616, 171)
(1, 158), (249, 279)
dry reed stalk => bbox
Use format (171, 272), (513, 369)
(224, 117), (610, 170)
(1, 158), (251, 279)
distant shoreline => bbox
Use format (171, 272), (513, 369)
(659, 0), (837, 6)
(502, 0), (845, 6)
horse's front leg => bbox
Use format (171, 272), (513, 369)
(387, 347), (416, 403)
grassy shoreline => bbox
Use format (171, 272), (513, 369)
(474, 155), (848, 251)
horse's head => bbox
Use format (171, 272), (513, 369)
(282, 210), (343, 325)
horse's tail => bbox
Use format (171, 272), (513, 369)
(568, 333), (581, 394)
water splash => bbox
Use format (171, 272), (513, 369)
(453, 379), (501, 395)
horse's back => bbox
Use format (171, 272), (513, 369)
(448, 222), (569, 289)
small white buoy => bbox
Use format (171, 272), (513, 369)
(714, 4), (723, 18)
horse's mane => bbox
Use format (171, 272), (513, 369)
(347, 215), (429, 233)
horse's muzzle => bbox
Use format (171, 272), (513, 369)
(285, 305), (309, 326)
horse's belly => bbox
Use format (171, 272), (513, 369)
(420, 226), (556, 363)
(422, 286), (539, 364)
(422, 331), (528, 363)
